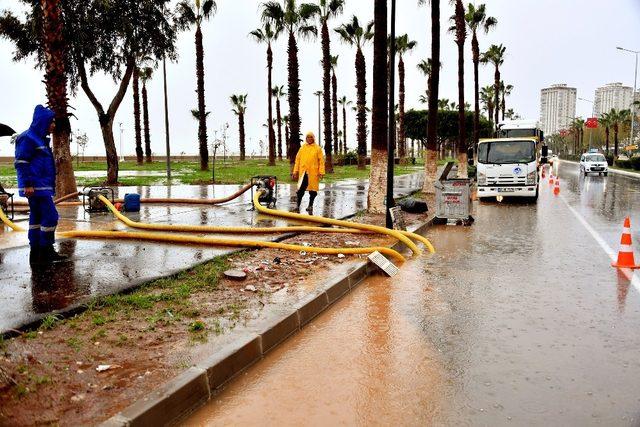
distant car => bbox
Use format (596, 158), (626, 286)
(549, 153), (558, 166)
(580, 152), (608, 176)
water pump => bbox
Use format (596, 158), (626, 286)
(0, 182), (14, 220)
(250, 176), (278, 209)
(82, 187), (115, 213)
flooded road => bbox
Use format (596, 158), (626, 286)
(186, 162), (640, 426)
(0, 174), (423, 332)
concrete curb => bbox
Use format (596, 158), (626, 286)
(559, 159), (640, 180)
(100, 218), (433, 427)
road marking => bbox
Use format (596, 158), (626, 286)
(559, 194), (640, 291)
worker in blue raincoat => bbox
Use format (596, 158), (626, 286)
(15, 105), (67, 265)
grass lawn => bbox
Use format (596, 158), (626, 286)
(0, 159), (430, 187)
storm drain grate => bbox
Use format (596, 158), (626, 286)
(368, 251), (400, 277)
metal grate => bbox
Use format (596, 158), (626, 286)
(368, 251), (400, 277)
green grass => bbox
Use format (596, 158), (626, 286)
(0, 159), (426, 187)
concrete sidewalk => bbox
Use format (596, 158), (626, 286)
(0, 173), (424, 333)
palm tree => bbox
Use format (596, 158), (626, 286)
(330, 55), (340, 156)
(262, 0), (319, 168)
(282, 114), (290, 156)
(250, 22), (282, 167)
(481, 43), (506, 136)
(505, 108), (516, 120)
(465, 3), (497, 149)
(176, 0), (217, 171)
(41, 0), (77, 196)
(418, 0), (441, 194)
(438, 98), (451, 110)
(335, 16), (374, 170)
(367, 0), (388, 214)
(337, 96), (352, 154)
(140, 66), (154, 163)
(480, 85), (495, 122)
(272, 85), (287, 161)
(500, 81), (513, 121)
(449, 0), (468, 176)
(230, 94), (248, 161)
(418, 90), (429, 104)
(315, 0), (345, 173)
(610, 108), (632, 157)
(394, 34), (417, 163)
(132, 65), (143, 164)
(600, 112), (613, 156)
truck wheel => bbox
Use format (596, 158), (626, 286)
(604, 172), (608, 177)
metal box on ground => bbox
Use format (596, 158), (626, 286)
(434, 162), (474, 226)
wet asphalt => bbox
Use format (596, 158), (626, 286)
(0, 174), (424, 333)
(186, 161), (640, 426)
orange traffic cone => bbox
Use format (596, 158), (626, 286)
(549, 174), (555, 185)
(612, 217), (640, 269)
(553, 178), (560, 195)
(542, 167), (546, 179)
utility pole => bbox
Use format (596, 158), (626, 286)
(314, 90), (323, 146)
(119, 122), (124, 162)
(162, 4), (172, 181)
(386, 0), (397, 229)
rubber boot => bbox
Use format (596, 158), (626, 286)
(29, 247), (41, 266)
(42, 245), (68, 264)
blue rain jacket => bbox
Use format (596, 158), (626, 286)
(15, 105), (56, 197)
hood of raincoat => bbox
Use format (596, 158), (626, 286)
(29, 105), (55, 140)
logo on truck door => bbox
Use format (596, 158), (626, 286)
(513, 167), (522, 175)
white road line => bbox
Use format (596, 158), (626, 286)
(558, 194), (640, 291)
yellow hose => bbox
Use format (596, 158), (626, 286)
(252, 190), (425, 256)
(59, 230), (406, 262)
(0, 207), (24, 231)
(96, 195), (372, 236)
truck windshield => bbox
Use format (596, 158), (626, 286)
(477, 140), (536, 164)
(498, 129), (537, 138)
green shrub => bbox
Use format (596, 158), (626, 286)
(605, 154), (614, 166)
(630, 156), (640, 171)
(615, 159), (632, 169)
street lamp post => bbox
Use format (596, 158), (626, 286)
(617, 46), (639, 144)
(386, 0), (397, 229)
(118, 122), (124, 162)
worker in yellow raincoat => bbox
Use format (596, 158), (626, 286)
(292, 131), (325, 214)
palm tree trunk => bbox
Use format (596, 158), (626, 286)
(41, 0), (77, 197)
(501, 92), (506, 121)
(424, 0), (440, 194)
(472, 32), (480, 151)
(321, 19), (334, 173)
(605, 127), (610, 155)
(332, 70), (339, 156)
(276, 97), (283, 161)
(142, 81), (152, 163)
(368, 0), (388, 214)
(267, 43), (276, 166)
(195, 25), (209, 171)
(239, 113), (246, 161)
(287, 30), (301, 167)
(285, 123), (290, 157)
(133, 66), (143, 165)
(494, 66), (500, 137)
(342, 104), (347, 155)
(455, 19), (467, 178)
(355, 47), (367, 170)
(398, 55), (406, 161)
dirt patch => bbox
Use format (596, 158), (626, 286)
(0, 208), (430, 426)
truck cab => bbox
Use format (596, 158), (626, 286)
(476, 137), (539, 201)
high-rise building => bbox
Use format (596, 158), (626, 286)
(540, 84), (577, 135)
(594, 82), (634, 116)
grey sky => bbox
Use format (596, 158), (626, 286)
(0, 0), (639, 157)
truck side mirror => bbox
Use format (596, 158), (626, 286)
(467, 147), (474, 166)
(541, 145), (548, 164)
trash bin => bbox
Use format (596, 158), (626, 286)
(434, 162), (473, 225)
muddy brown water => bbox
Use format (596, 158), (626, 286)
(186, 162), (640, 426)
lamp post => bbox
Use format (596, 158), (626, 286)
(617, 46), (639, 144)
(386, 0), (397, 229)
(314, 90), (323, 147)
(118, 122), (124, 162)
(162, 5), (171, 181)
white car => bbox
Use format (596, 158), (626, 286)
(580, 152), (608, 176)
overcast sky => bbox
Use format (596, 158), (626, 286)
(1, 0), (639, 157)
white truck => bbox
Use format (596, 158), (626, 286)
(475, 120), (545, 202)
